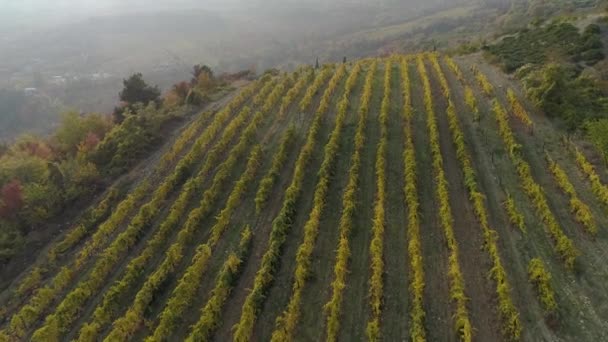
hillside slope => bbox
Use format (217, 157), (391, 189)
(1, 53), (608, 342)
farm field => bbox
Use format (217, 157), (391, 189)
(1, 53), (608, 342)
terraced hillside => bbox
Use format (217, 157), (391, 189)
(1, 53), (608, 342)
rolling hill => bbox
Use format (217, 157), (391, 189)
(1, 52), (608, 342)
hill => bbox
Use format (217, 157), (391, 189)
(1, 52), (608, 341)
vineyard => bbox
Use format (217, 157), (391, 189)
(2, 53), (608, 342)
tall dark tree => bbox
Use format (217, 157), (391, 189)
(119, 73), (160, 105)
(114, 73), (160, 123)
(315, 57), (320, 69)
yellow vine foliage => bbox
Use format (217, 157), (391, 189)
(7, 79), (263, 341)
(252, 76), (279, 107)
(158, 109), (214, 169)
(366, 58), (391, 342)
(401, 56), (426, 342)
(271, 62), (361, 342)
(9, 184), (121, 324)
(465, 87), (480, 122)
(504, 194), (526, 233)
(431, 55), (521, 340)
(473, 66), (494, 97)
(417, 55), (472, 342)
(95, 87), (280, 342)
(262, 75), (293, 114)
(548, 157), (597, 235)
(146, 146), (263, 342)
(299, 65), (335, 112)
(528, 258), (557, 313)
(73, 79), (273, 342)
(278, 68), (313, 119)
(101, 104), (267, 341)
(575, 148), (608, 207)
(506, 89), (533, 128)
(444, 55), (465, 83)
(184, 227), (253, 342)
(85, 107), (262, 342)
(324, 60), (376, 342)
(255, 126), (297, 214)
(492, 100), (579, 269)
(233, 65), (346, 342)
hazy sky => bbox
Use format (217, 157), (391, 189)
(1, 0), (240, 14)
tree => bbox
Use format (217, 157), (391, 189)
(173, 82), (190, 100)
(192, 65), (213, 86)
(585, 119), (608, 165)
(315, 57), (320, 69)
(0, 179), (23, 218)
(114, 73), (160, 123)
(195, 70), (215, 91)
(119, 73), (161, 106)
(55, 112), (111, 155)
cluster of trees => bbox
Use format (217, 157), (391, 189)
(522, 63), (608, 131)
(0, 64), (225, 262)
(486, 22), (604, 73)
(0, 113), (112, 260)
(484, 19), (608, 158)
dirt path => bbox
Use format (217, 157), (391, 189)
(380, 61), (409, 341)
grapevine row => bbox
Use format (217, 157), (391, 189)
(366, 59), (391, 341)
(473, 66), (494, 97)
(7, 79), (262, 339)
(279, 69), (313, 119)
(299, 66), (335, 112)
(252, 75), (279, 107)
(146, 144), (262, 341)
(77, 108), (256, 342)
(575, 148), (608, 206)
(184, 227), (253, 342)
(504, 193), (526, 233)
(158, 109), (215, 170)
(400, 56), (426, 342)
(99, 106), (267, 341)
(76, 73), (288, 341)
(262, 75), (293, 114)
(270, 62), (360, 342)
(527, 258), (558, 313)
(464, 87), (480, 122)
(491, 100), (579, 268)
(444, 55), (465, 83)
(506, 89), (533, 128)
(5, 180), (150, 339)
(547, 157), (597, 235)
(232, 64), (344, 342)
(255, 126), (297, 214)
(417, 55), (473, 341)
(430, 53), (522, 340)
(323, 60), (377, 342)
(12, 184), (121, 304)
(29, 79), (266, 341)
